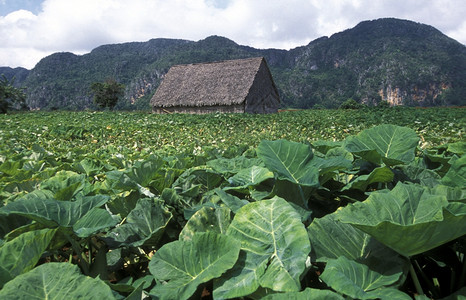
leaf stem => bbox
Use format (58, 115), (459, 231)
(88, 239), (92, 265)
(458, 252), (466, 291)
(410, 261), (424, 296)
(64, 233), (90, 275)
(414, 258), (440, 298)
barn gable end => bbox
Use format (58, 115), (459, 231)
(150, 57), (280, 114)
(244, 59), (280, 113)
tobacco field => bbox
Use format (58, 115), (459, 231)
(0, 107), (465, 299)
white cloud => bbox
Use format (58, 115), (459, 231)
(0, 0), (465, 69)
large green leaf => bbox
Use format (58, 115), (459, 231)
(126, 157), (164, 187)
(179, 206), (231, 241)
(225, 166), (274, 189)
(429, 185), (466, 203)
(172, 166), (223, 196)
(256, 140), (320, 207)
(0, 228), (57, 288)
(105, 191), (140, 218)
(0, 262), (116, 299)
(72, 208), (118, 238)
(214, 188), (249, 213)
(148, 232), (241, 300)
(39, 170), (86, 200)
(344, 124), (419, 166)
(104, 170), (138, 192)
(343, 166), (394, 191)
(103, 198), (171, 248)
(312, 154), (353, 185)
(308, 212), (407, 268)
(73, 157), (107, 176)
(150, 168), (177, 194)
(261, 288), (344, 299)
(0, 191), (116, 237)
(338, 182), (466, 257)
(311, 140), (344, 155)
(0, 213), (30, 239)
(207, 156), (264, 176)
(257, 139), (320, 187)
(442, 155), (466, 188)
(223, 168), (274, 199)
(446, 142), (466, 156)
(0, 159), (23, 176)
(320, 256), (410, 300)
(397, 164), (441, 187)
(213, 197), (311, 298)
(104, 169), (157, 198)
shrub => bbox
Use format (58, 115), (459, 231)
(0, 76), (27, 113)
(312, 104), (326, 110)
(377, 100), (391, 108)
(339, 98), (363, 109)
(90, 79), (125, 110)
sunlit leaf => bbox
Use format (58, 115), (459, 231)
(261, 288), (344, 299)
(0, 263), (116, 299)
(0, 192), (116, 237)
(103, 198), (171, 247)
(226, 165), (274, 189)
(344, 124), (419, 166)
(442, 155), (466, 188)
(320, 256), (410, 300)
(149, 232), (240, 300)
(207, 156), (264, 176)
(180, 206), (231, 241)
(338, 182), (466, 257)
(214, 197), (311, 298)
(0, 228), (57, 288)
(308, 212), (407, 269)
(343, 166), (394, 191)
(214, 188), (249, 213)
(257, 139), (320, 187)
(39, 171), (86, 200)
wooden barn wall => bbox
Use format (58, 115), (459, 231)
(153, 104), (245, 114)
(244, 62), (280, 114)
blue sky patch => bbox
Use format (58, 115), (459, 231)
(0, 0), (43, 16)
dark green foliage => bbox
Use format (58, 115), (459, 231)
(377, 100), (391, 108)
(0, 111), (465, 299)
(90, 79), (125, 110)
(0, 76), (27, 113)
(0, 67), (29, 84)
(339, 98), (364, 109)
(312, 104), (326, 109)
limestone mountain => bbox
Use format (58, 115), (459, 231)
(3, 18), (465, 110)
(284, 18), (466, 107)
(0, 67), (29, 86)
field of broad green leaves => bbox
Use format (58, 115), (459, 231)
(0, 107), (465, 299)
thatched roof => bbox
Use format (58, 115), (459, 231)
(150, 57), (273, 108)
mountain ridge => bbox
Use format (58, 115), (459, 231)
(2, 17), (465, 110)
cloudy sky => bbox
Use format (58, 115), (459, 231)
(1, 0), (465, 69)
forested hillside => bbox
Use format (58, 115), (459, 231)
(0, 67), (29, 86)
(2, 18), (465, 110)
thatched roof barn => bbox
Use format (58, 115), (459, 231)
(150, 57), (280, 114)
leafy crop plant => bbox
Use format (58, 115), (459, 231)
(0, 119), (465, 299)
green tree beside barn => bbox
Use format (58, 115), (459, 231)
(91, 79), (125, 110)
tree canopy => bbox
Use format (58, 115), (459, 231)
(90, 79), (125, 110)
(0, 76), (27, 113)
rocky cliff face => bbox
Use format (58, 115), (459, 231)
(127, 70), (163, 105)
(378, 83), (451, 106)
(11, 18), (466, 110)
